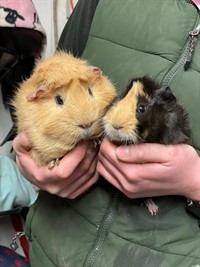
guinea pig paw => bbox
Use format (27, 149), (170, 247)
(93, 138), (102, 148)
(48, 158), (60, 170)
(144, 198), (159, 216)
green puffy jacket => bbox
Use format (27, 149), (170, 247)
(26, 0), (200, 266)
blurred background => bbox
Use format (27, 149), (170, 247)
(33, 0), (78, 57)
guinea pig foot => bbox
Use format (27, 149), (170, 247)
(48, 158), (60, 170)
(93, 138), (103, 148)
(144, 198), (159, 216)
(88, 139), (102, 150)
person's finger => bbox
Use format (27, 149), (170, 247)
(100, 138), (174, 165)
(115, 143), (178, 163)
(67, 171), (99, 199)
(15, 154), (43, 186)
(97, 150), (128, 189)
(99, 147), (169, 182)
(36, 161), (99, 196)
(56, 142), (97, 178)
(13, 132), (32, 154)
(13, 132), (90, 176)
(66, 149), (98, 187)
(97, 159), (122, 191)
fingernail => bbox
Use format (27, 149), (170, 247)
(116, 146), (129, 159)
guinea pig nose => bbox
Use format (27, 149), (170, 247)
(112, 124), (123, 130)
(78, 121), (94, 129)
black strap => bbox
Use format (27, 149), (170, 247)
(57, 0), (100, 57)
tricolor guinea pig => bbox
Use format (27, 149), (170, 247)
(12, 51), (117, 169)
(102, 76), (192, 215)
(102, 76), (191, 146)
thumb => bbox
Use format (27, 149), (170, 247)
(115, 143), (173, 163)
(13, 132), (32, 154)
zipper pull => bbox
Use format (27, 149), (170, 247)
(184, 24), (200, 70)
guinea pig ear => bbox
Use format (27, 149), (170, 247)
(157, 86), (177, 105)
(26, 84), (47, 101)
(90, 66), (102, 77)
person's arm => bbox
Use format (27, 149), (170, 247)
(13, 132), (99, 198)
(97, 138), (200, 201)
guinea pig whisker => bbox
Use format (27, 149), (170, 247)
(129, 130), (144, 144)
(135, 134), (145, 143)
(101, 130), (106, 138)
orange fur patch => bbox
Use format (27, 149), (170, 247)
(12, 51), (117, 166)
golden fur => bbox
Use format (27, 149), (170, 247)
(12, 51), (117, 167)
(102, 81), (146, 144)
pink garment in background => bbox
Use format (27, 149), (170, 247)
(0, 0), (45, 36)
(192, 0), (200, 9)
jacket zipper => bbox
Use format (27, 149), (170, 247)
(83, 190), (120, 267)
(162, 22), (200, 87)
(83, 3), (199, 266)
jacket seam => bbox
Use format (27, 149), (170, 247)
(29, 226), (200, 264)
(65, 199), (200, 260)
(64, 200), (101, 227)
(90, 34), (173, 60)
(109, 230), (200, 260)
(88, 34), (200, 74)
(30, 232), (57, 267)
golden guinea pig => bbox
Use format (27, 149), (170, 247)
(102, 76), (191, 215)
(12, 51), (117, 169)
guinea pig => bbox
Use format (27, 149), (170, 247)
(102, 76), (191, 215)
(12, 51), (117, 169)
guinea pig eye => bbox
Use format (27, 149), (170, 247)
(55, 95), (64, 106)
(137, 104), (146, 113)
(87, 87), (93, 96)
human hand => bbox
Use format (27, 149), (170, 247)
(13, 132), (99, 198)
(97, 138), (200, 200)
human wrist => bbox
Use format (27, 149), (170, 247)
(187, 157), (200, 201)
(185, 157), (200, 222)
